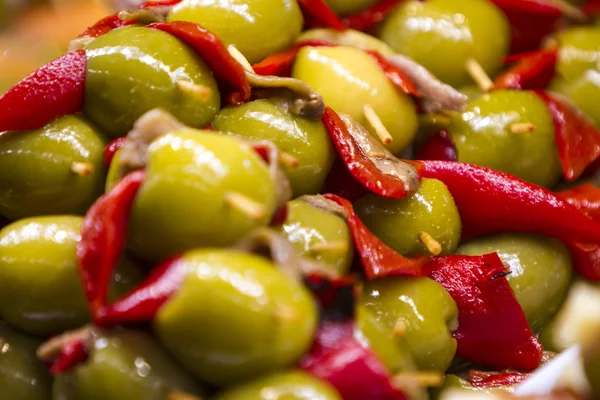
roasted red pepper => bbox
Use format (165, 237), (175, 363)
(297, 0), (346, 30)
(584, 0), (600, 15)
(365, 50), (419, 97)
(78, 13), (133, 39)
(0, 50), (86, 133)
(535, 91), (600, 182)
(301, 320), (406, 400)
(49, 340), (88, 376)
(76, 170), (146, 321)
(495, 49), (558, 90)
(140, 0), (182, 7)
(560, 184), (600, 222)
(468, 370), (530, 387)
(415, 130), (457, 162)
(411, 160), (600, 245)
(103, 137), (127, 167)
(341, 0), (404, 31)
(565, 242), (600, 281)
(323, 194), (542, 370)
(322, 157), (370, 202)
(147, 21), (251, 105)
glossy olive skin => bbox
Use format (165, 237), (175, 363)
(379, 0), (510, 87)
(0, 216), (143, 336)
(167, 0), (302, 64)
(298, 29), (394, 56)
(434, 375), (510, 397)
(126, 129), (277, 262)
(292, 46), (418, 155)
(84, 26), (220, 138)
(0, 115), (106, 220)
(277, 200), (353, 275)
(554, 27), (600, 82)
(53, 329), (203, 400)
(154, 250), (318, 386)
(213, 98), (335, 196)
(360, 277), (458, 371)
(355, 178), (461, 257)
(0, 322), (52, 400)
(458, 234), (572, 332)
(215, 371), (341, 400)
(551, 73), (600, 128)
(448, 90), (561, 187)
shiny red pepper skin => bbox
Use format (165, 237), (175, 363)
(103, 137), (127, 167)
(140, 0), (182, 7)
(365, 50), (418, 97)
(78, 14), (133, 39)
(411, 160), (600, 245)
(297, 0), (346, 30)
(341, 0), (404, 31)
(50, 340), (89, 376)
(468, 370), (529, 387)
(495, 49), (558, 90)
(560, 184), (600, 222)
(147, 21), (251, 105)
(76, 170), (146, 321)
(415, 130), (457, 162)
(301, 320), (406, 400)
(0, 50), (86, 132)
(535, 91), (600, 182)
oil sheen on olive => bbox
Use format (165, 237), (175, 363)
(0, 115), (106, 220)
(298, 29), (394, 56)
(53, 330), (204, 400)
(0, 216), (143, 336)
(213, 98), (335, 196)
(84, 26), (220, 138)
(0, 322), (52, 400)
(277, 199), (353, 275)
(126, 129), (277, 262)
(292, 45), (418, 155)
(167, 0), (303, 64)
(355, 178), (461, 257)
(458, 233), (573, 332)
(379, 0), (510, 87)
(154, 250), (318, 386)
(554, 26), (600, 82)
(448, 90), (562, 187)
(215, 371), (341, 400)
(360, 277), (459, 371)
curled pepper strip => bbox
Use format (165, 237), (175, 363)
(365, 51), (419, 97)
(559, 184), (600, 222)
(468, 370), (530, 387)
(535, 91), (600, 182)
(494, 49), (558, 90)
(297, 0), (346, 31)
(411, 160), (600, 245)
(103, 137), (127, 167)
(341, 0), (405, 31)
(0, 50), (86, 133)
(77, 13), (133, 39)
(147, 21), (251, 105)
(49, 341), (89, 376)
(76, 170), (146, 321)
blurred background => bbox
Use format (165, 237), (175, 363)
(0, 0), (110, 94)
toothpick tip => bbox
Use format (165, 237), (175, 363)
(224, 191), (268, 220)
(419, 232), (442, 256)
(363, 104), (393, 145)
(466, 59), (495, 92)
(509, 122), (536, 134)
(71, 162), (94, 176)
(176, 80), (213, 101)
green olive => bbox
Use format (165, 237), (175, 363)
(292, 46), (418, 155)
(167, 0), (302, 64)
(212, 98), (335, 196)
(84, 26), (220, 138)
(379, 0), (510, 87)
(555, 26), (600, 82)
(154, 250), (317, 386)
(0, 216), (143, 336)
(355, 178), (461, 257)
(0, 321), (51, 400)
(215, 370), (341, 400)
(447, 90), (561, 187)
(276, 199), (353, 275)
(550, 72), (600, 128)
(0, 115), (106, 220)
(53, 329), (204, 400)
(126, 129), (277, 262)
(322, 0), (376, 16)
(457, 234), (572, 332)
(360, 276), (458, 372)
(433, 375), (510, 397)
(298, 29), (394, 56)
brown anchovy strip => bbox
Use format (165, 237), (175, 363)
(117, 7), (168, 23)
(246, 73), (325, 120)
(298, 194), (348, 220)
(234, 228), (338, 282)
(385, 53), (468, 114)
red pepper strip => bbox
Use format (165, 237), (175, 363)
(49, 340), (89, 376)
(140, 0), (182, 7)
(468, 370), (530, 387)
(76, 170), (146, 321)
(411, 160), (600, 245)
(560, 184), (600, 222)
(322, 107), (414, 199)
(565, 242), (600, 281)
(429, 254), (543, 370)
(584, 0), (600, 14)
(97, 255), (187, 327)
(494, 49), (558, 90)
(490, 0), (562, 53)
(297, 0), (346, 31)
(365, 50), (419, 96)
(535, 91), (600, 182)
(0, 50), (86, 132)
(301, 321), (406, 400)
(103, 137), (127, 167)
(78, 13), (133, 39)
(147, 21), (251, 105)
(341, 0), (404, 31)
(322, 156), (369, 202)
(253, 41), (334, 76)
(304, 274), (356, 314)
(415, 130), (457, 162)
